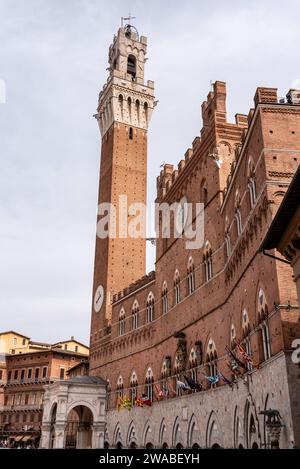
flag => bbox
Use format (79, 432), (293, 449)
(121, 395), (132, 411)
(177, 380), (191, 391)
(219, 371), (233, 387)
(227, 360), (241, 375)
(135, 397), (143, 407)
(154, 384), (164, 400)
(236, 341), (253, 363)
(184, 375), (202, 391)
(141, 394), (152, 407)
(117, 397), (123, 411)
(226, 346), (247, 370)
(236, 341), (259, 369)
(204, 375), (220, 385)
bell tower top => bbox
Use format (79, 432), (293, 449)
(108, 24), (148, 85)
(96, 23), (155, 137)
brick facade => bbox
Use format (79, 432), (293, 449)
(89, 27), (300, 448)
(0, 350), (86, 446)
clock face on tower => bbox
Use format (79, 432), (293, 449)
(94, 285), (104, 313)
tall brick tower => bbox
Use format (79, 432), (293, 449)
(90, 24), (155, 353)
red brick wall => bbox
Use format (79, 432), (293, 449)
(90, 83), (300, 400)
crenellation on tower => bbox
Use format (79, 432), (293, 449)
(95, 27), (155, 137)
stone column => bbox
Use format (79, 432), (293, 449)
(77, 424), (92, 449)
(40, 423), (52, 449)
(53, 422), (67, 449)
(92, 423), (105, 449)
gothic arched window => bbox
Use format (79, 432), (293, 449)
(203, 241), (213, 282)
(188, 348), (198, 390)
(206, 340), (218, 389)
(174, 270), (181, 305)
(130, 372), (138, 407)
(225, 216), (231, 259)
(187, 257), (196, 295)
(162, 282), (169, 314)
(119, 308), (126, 336)
(131, 300), (139, 331)
(242, 309), (253, 371)
(235, 191), (243, 237)
(117, 376), (124, 399)
(146, 292), (155, 324)
(145, 368), (154, 403)
(257, 289), (271, 362)
(248, 158), (257, 208)
(127, 54), (136, 80)
(174, 355), (183, 396)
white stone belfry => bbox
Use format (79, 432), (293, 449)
(95, 25), (155, 136)
(40, 376), (107, 449)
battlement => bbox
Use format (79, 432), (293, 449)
(254, 87), (278, 106)
(201, 81), (227, 136)
(113, 271), (156, 303)
(222, 85), (300, 204)
(156, 82), (300, 202)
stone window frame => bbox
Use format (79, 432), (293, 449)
(129, 371), (138, 407)
(118, 308), (126, 337)
(174, 269), (181, 305)
(145, 367), (154, 402)
(203, 241), (213, 282)
(206, 339), (218, 389)
(131, 300), (140, 331)
(162, 282), (169, 314)
(257, 288), (271, 362)
(146, 292), (155, 324)
(187, 257), (196, 295)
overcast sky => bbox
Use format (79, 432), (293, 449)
(0, 0), (299, 345)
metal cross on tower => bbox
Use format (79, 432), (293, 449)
(121, 13), (136, 27)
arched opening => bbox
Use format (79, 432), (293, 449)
(192, 443), (200, 449)
(146, 293), (155, 323)
(176, 443), (184, 449)
(238, 444), (244, 449)
(130, 372), (138, 407)
(127, 55), (136, 80)
(50, 403), (57, 449)
(257, 288), (271, 363)
(146, 442), (154, 449)
(104, 441), (110, 449)
(173, 270), (181, 305)
(206, 411), (223, 449)
(130, 441), (138, 449)
(65, 405), (93, 449)
(188, 415), (200, 448)
(252, 442), (259, 449)
(162, 442), (169, 449)
(116, 441), (122, 449)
